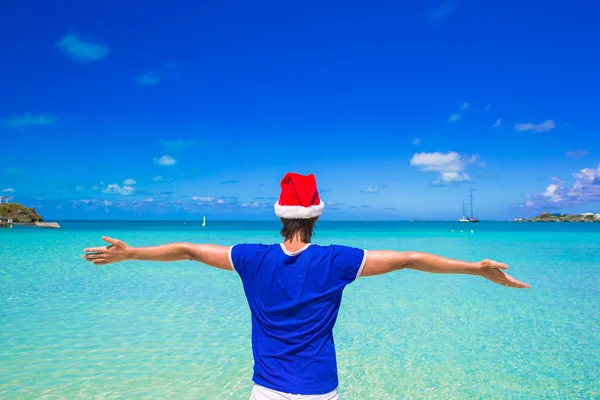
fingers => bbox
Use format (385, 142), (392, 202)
(483, 259), (509, 270)
(494, 272), (530, 289)
(497, 269), (530, 288)
(497, 263), (509, 270)
(505, 274), (530, 289)
(83, 236), (124, 256)
(82, 255), (109, 265)
(483, 269), (530, 289)
(102, 236), (123, 247)
(82, 238), (119, 265)
(84, 246), (107, 253)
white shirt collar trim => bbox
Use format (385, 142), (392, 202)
(279, 243), (311, 256)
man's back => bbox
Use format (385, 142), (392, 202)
(230, 243), (367, 395)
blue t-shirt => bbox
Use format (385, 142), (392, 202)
(229, 243), (367, 395)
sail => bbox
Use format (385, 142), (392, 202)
(468, 189), (479, 222)
(459, 200), (470, 222)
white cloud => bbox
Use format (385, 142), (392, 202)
(523, 195), (535, 207)
(540, 177), (566, 203)
(515, 119), (555, 133)
(521, 163), (600, 208)
(326, 201), (337, 206)
(448, 102), (471, 122)
(154, 155), (176, 166)
(74, 186), (84, 190)
(4, 113), (56, 128)
(153, 176), (164, 181)
(411, 151), (480, 186)
(493, 119), (502, 128)
(56, 33), (109, 63)
(412, 138), (422, 145)
(542, 185), (561, 203)
(2, 188), (15, 193)
(69, 196), (262, 214)
(360, 186), (379, 194)
(102, 183), (136, 195)
(135, 72), (161, 86)
(410, 151), (465, 172)
(432, 172), (470, 186)
(123, 178), (137, 185)
(565, 149), (590, 158)
(567, 166), (600, 202)
(485, 104), (492, 112)
(91, 185), (99, 190)
(466, 155), (480, 164)
(193, 196), (216, 202)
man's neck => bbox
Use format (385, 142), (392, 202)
(282, 237), (309, 253)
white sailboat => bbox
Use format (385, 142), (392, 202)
(468, 189), (479, 222)
(459, 200), (470, 223)
(202, 216), (206, 227)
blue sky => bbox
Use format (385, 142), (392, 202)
(1, 0), (599, 220)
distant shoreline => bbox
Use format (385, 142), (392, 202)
(513, 220), (599, 223)
(513, 212), (600, 223)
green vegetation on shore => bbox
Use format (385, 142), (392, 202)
(0, 203), (43, 223)
(515, 212), (600, 223)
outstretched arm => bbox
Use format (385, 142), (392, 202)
(362, 251), (530, 288)
(83, 236), (233, 271)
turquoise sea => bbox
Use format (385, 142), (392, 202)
(1, 221), (599, 399)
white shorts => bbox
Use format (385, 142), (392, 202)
(249, 384), (339, 400)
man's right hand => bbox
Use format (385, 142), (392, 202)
(83, 236), (131, 265)
(82, 238), (234, 270)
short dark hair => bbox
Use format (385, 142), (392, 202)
(280, 217), (318, 242)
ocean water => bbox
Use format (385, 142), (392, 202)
(1, 221), (599, 399)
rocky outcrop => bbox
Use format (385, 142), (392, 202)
(0, 203), (43, 223)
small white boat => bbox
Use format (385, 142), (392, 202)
(459, 201), (470, 223)
(467, 189), (479, 222)
(202, 216), (206, 227)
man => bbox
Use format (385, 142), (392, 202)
(83, 172), (530, 399)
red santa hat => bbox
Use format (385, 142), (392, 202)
(274, 172), (325, 219)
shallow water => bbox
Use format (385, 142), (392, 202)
(1, 221), (599, 399)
